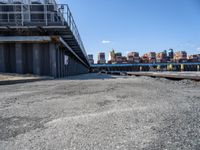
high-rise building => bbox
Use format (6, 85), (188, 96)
(108, 49), (116, 62)
(198, 54), (200, 62)
(148, 52), (156, 63)
(156, 51), (167, 63)
(167, 49), (174, 62)
(122, 56), (128, 63)
(174, 51), (187, 63)
(141, 53), (149, 63)
(127, 52), (140, 63)
(97, 52), (106, 64)
(115, 52), (122, 57)
(88, 54), (94, 64)
(188, 54), (199, 62)
(141, 52), (156, 63)
(115, 52), (122, 63)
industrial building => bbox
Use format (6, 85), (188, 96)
(0, 0), (90, 78)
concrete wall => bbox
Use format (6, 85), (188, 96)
(0, 42), (89, 78)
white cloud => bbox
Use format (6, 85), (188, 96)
(197, 47), (200, 51)
(102, 40), (111, 44)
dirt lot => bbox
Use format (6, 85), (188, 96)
(0, 73), (199, 150)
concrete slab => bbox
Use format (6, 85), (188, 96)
(0, 73), (53, 85)
(126, 71), (200, 81)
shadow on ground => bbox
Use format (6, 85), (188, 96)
(60, 73), (117, 81)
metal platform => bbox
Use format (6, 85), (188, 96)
(0, 2), (89, 67)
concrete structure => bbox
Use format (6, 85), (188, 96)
(91, 62), (200, 72)
(0, 0), (90, 78)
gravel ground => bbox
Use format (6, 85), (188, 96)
(0, 73), (199, 150)
(0, 73), (49, 81)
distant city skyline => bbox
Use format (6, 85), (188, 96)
(92, 49), (200, 63)
(62, 0), (200, 63)
(92, 49), (199, 65)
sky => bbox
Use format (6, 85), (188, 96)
(59, 0), (200, 62)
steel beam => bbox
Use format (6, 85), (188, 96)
(0, 36), (51, 43)
(50, 43), (57, 78)
(0, 44), (5, 72)
(15, 43), (23, 74)
(33, 43), (41, 75)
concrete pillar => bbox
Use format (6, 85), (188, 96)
(15, 43), (23, 74)
(0, 44), (5, 72)
(56, 49), (60, 78)
(157, 65), (161, 71)
(60, 50), (63, 77)
(140, 66), (143, 71)
(59, 49), (62, 77)
(167, 64), (173, 71)
(197, 65), (200, 71)
(33, 43), (41, 75)
(181, 64), (184, 72)
(50, 43), (57, 78)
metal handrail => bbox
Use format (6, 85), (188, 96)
(0, 3), (89, 64)
(0, 0), (57, 5)
(65, 5), (87, 59)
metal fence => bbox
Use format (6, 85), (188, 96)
(0, 2), (88, 62)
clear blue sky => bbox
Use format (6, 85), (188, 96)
(59, 0), (200, 62)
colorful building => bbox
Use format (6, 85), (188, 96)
(156, 51), (167, 63)
(127, 52), (140, 63)
(97, 52), (106, 64)
(174, 51), (187, 63)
